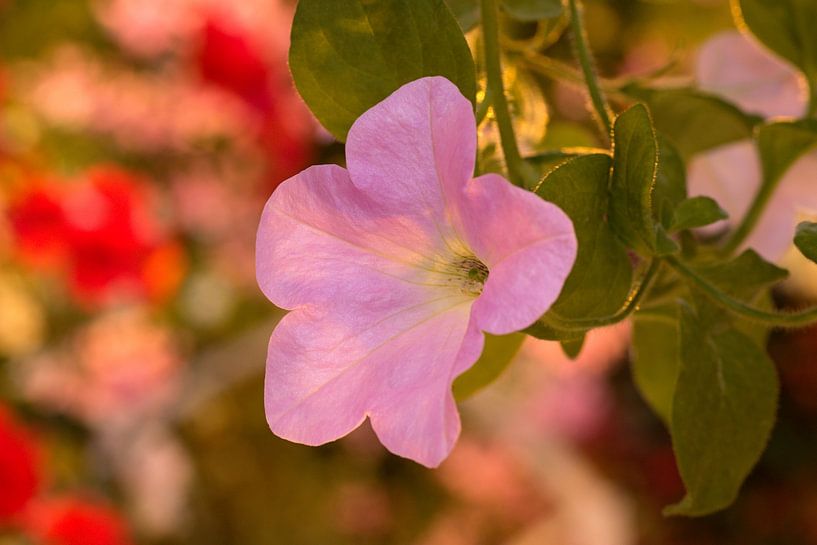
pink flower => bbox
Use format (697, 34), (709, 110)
(688, 32), (817, 274)
(256, 77), (577, 467)
(696, 31), (807, 119)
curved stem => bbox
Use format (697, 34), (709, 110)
(480, 0), (534, 187)
(567, 0), (613, 137)
(722, 179), (775, 255)
(666, 255), (817, 328)
(543, 258), (661, 331)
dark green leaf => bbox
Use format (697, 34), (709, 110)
(631, 306), (680, 424)
(670, 197), (728, 232)
(502, 0), (562, 21)
(653, 135), (688, 231)
(735, 0), (817, 95)
(535, 154), (633, 319)
(622, 86), (759, 157)
(666, 301), (779, 516)
(290, 0), (476, 141)
(524, 320), (585, 341)
(794, 221), (817, 263)
(693, 250), (788, 303)
(560, 336), (585, 359)
(609, 104), (678, 256)
(444, 0), (480, 31)
(757, 120), (817, 196)
(453, 333), (525, 400)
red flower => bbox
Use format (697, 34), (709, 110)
(24, 497), (132, 545)
(195, 15), (313, 185)
(0, 405), (41, 525)
(7, 167), (186, 307)
(7, 181), (69, 267)
(197, 18), (272, 111)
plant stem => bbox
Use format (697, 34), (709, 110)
(722, 179), (775, 255)
(567, 0), (613, 137)
(543, 258), (660, 330)
(480, 0), (533, 187)
(666, 255), (817, 328)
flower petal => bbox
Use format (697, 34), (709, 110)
(457, 174), (578, 335)
(748, 150), (817, 261)
(697, 31), (806, 119)
(345, 77), (476, 245)
(687, 140), (761, 237)
(257, 164), (459, 310)
(265, 298), (475, 467)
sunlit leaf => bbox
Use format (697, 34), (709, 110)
(290, 0), (476, 141)
(735, 0), (817, 98)
(609, 104), (678, 256)
(535, 154), (633, 320)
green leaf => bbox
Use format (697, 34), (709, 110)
(622, 86), (759, 157)
(794, 221), (817, 263)
(289, 0), (476, 141)
(631, 306), (680, 424)
(666, 301), (779, 516)
(693, 250), (788, 304)
(609, 104), (678, 256)
(524, 320), (585, 341)
(653, 135), (688, 231)
(535, 154), (633, 320)
(444, 0), (562, 29)
(502, 0), (562, 21)
(735, 0), (817, 97)
(453, 333), (525, 400)
(757, 120), (817, 194)
(670, 197), (728, 232)
(444, 0), (480, 31)
(560, 336), (585, 359)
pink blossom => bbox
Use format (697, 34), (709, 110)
(256, 77), (577, 467)
(18, 308), (182, 428)
(696, 31), (807, 118)
(688, 32), (817, 288)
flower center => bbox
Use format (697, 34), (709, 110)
(454, 255), (489, 297)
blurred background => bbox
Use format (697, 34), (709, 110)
(1, 0), (816, 544)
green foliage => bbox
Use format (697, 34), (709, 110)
(652, 136), (689, 231)
(622, 86), (759, 157)
(670, 197), (728, 232)
(794, 222), (817, 263)
(560, 336), (585, 359)
(757, 121), (817, 194)
(609, 104), (678, 257)
(691, 250), (788, 312)
(502, 0), (563, 21)
(666, 301), (778, 516)
(443, 0), (562, 30)
(289, 0), (476, 141)
(534, 154), (633, 321)
(631, 306), (679, 424)
(453, 333), (525, 400)
(444, 0), (481, 30)
(735, 0), (817, 99)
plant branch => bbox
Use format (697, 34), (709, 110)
(480, 0), (534, 186)
(567, 0), (613, 136)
